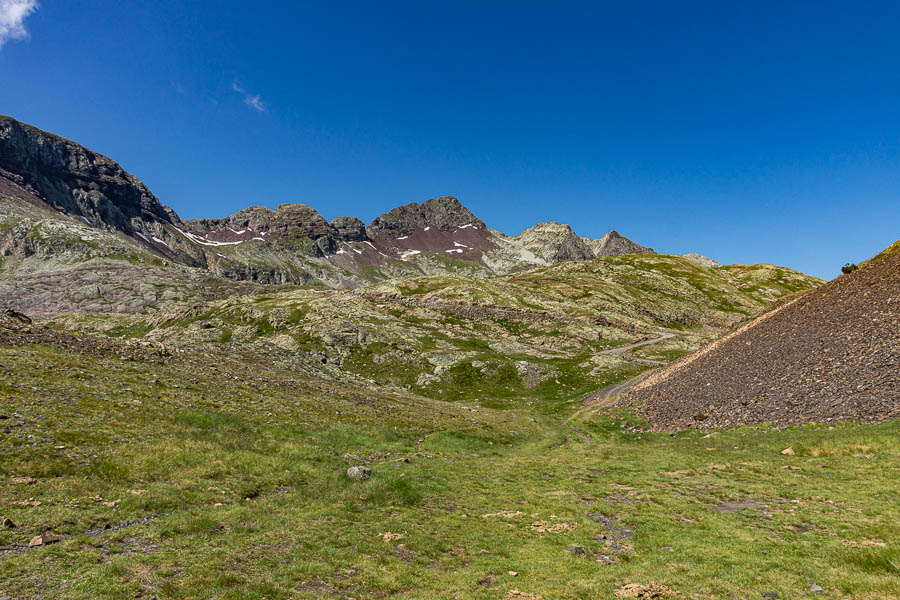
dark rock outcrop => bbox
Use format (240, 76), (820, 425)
(0, 116), (178, 234)
(330, 216), (368, 241)
(366, 196), (484, 239)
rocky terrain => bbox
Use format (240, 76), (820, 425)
(1, 116), (654, 288)
(622, 241), (900, 431)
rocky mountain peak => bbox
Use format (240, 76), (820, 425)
(366, 196), (484, 240)
(516, 222), (595, 263)
(589, 230), (654, 257)
(0, 116), (177, 234)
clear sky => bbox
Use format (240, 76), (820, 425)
(1, 1), (898, 279)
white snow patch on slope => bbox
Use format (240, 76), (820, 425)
(397, 235), (408, 240)
(174, 227), (245, 247)
(445, 249), (463, 254)
(152, 236), (170, 248)
(424, 226), (430, 231)
(400, 249), (421, 260)
(453, 241), (470, 248)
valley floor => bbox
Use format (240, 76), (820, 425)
(1, 319), (897, 600)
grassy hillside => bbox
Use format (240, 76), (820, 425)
(45, 255), (821, 416)
(1, 315), (896, 599)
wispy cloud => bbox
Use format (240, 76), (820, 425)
(0, 0), (38, 48)
(231, 82), (265, 112)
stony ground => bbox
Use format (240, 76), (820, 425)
(623, 244), (899, 431)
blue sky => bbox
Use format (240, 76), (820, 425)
(1, 1), (898, 279)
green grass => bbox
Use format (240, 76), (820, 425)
(3, 321), (894, 600)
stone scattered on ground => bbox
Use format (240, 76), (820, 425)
(346, 466), (372, 480)
(481, 511), (524, 519)
(531, 521), (574, 533)
(503, 591), (542, 600)
(614, 582), (677, 598)
(841, 539), (887, 548)
(28, 534), (62, 547)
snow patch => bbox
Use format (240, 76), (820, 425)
(78, 216), (90, 224)
(457, 223), (477, 230)
(445, 249), (463, 254)
(453, 242), (471, 248)
(135, 232), (150, 242)
(174, 227), (245, 247)
(397, 235), (409, 240)
(400, 249), (421, 260)
(152, 236), (171, 248)
(252, 237), (265, 241)
(364, 241), (376, 249)
(424, 226), (430, 231)
(353, 248), (363, 254)
(335, 248), (346, 255)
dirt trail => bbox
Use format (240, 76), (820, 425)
(597, 333), (676, 356)
(580, 332), (677, 409)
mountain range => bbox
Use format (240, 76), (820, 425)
(0, 115), (655, 288)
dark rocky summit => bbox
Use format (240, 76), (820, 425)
(0, 116), (178, 234)
(366, 197), (485, 240)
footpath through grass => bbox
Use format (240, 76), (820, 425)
(1, 327), (898, 599)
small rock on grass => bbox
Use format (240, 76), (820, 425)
(809, 585), (824, 593)
(781, 447), (795, 456)
(614, 583), (676, 598)
(347, 466), (372, 480)
(28, 534), (61, 547)
(1, 517), (14, 528)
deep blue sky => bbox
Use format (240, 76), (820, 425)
(1, 1), (898, 279)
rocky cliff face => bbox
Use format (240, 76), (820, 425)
(0, 115), (657, 288)
(0, 116), (179, 234)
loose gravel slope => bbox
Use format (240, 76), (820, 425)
(622, 243), (899, 431)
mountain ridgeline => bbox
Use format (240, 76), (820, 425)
(0, 116), (653, 287)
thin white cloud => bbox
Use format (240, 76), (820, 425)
(0, 0), (38, 48)
(231, 82), (265, 112)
